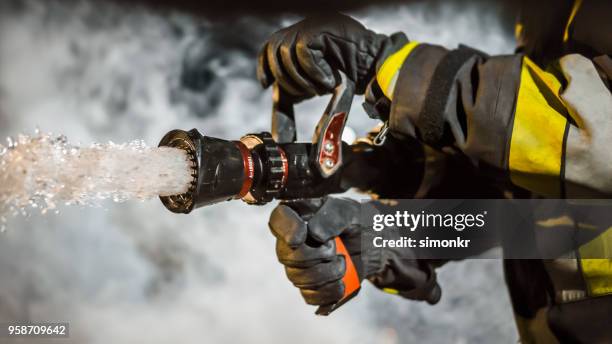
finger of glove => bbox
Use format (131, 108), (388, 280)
(257, 42), (275, 88)
(269, 205), (308, 247)
(425, 283), (442, 305)
(279, 32), (319, 96)
(307, 198), (360, 243)
(267, 31), (307, 97)
(295, 38), (336, 92)
(276, 237), (336, 268)
(285, 255), (345, 289)
(281, 198), (326, 220)
(300, 280), (344, 306)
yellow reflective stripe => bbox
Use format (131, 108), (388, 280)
(514, 23), (523, 41)
(376, 41), (420, 100)
(382, 288), (399, 295)
(563, 0), (583, 42)
(579, 227), (612, 296)
(509, 57), (567, 197)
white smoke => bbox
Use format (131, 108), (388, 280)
(0, 1), (517, 343)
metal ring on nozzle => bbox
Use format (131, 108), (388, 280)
(239, 132), (288, 205)
(158, 129), (199, 213)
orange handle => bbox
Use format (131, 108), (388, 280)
(315, 237), (361, 315)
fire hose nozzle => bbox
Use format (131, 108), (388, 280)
(159, 128), (338, 214)
(158, 128), (253, 213)
(159, 126), (362, 214)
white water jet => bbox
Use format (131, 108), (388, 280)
(0, 130), (192, 228)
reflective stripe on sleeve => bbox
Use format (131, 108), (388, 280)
(382, 288), (399, 295)
(508, 57), (568, 197)
(579, 228), (612, 297)
(563, 0), (583, 43)
(376, 41), (420, 100)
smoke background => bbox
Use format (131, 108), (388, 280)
(0, 1), (517, 343)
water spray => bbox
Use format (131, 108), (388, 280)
(0, 131), (193, 225)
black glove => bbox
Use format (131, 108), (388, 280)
(268, 197), (442, 306)
(257, 13), (408, 100)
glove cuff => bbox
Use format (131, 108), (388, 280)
(360, 229), (385, 278)
(363, 33), (415, 120)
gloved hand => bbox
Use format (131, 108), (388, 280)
(268, 197), (442, 307)
(257, 13), (408, 101)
